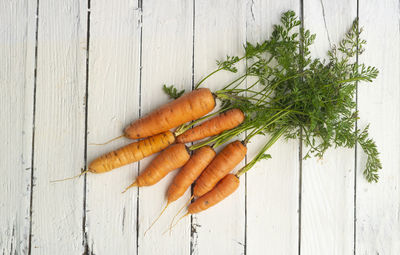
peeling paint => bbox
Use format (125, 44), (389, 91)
(121, 207), (126, 233)
(190, 218), (200, 255)
(10, 224), (15, 255)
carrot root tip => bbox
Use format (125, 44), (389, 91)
(144, 202), (170, 236)
(50, 169), (89, 183)
(170, 196), (192, 229)
(89, 135), (124, 146)
(164, 212), (189, 235)
(122, 181), (138, 193)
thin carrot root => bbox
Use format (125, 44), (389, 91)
(144, 202), (170, 236)
(122, 181), (137, 193)
(89, 135), (125, 146)
(169, 195), (193, 231)
(163, 212), (189, 235)
(50, 169), (89, 183)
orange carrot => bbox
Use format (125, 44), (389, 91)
(167, 174), (240, 232)
(188, 174), (239, 214)
(167, 146), (216, 203)
(176, 108), (245, 143)
(144, 146), (216, 235)
(89, 131), (174, 173)
(123, 143), (190, 192)
(193, 140), (246, 197)
(124, 88), (215, 139)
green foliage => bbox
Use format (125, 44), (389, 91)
(357, 125), (381, 182)
(259, 154), (272, 160)
(162, 84), (185, 99)
(216, 56), (241, 73)
(202, 11), (381, 182)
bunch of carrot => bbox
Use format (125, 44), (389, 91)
(58, 11), (381, 234)
(89, 88), (248, 215)
(71, 86), (248, 233)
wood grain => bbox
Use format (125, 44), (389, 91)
(30, 0), (87, 253)
(0, 0), (37, 254)
(245, 1), (300, 254)
(192, 1), (246, 254)
(356, 0), (400, 253)
(301, 1), (357, 254)
(0, 1), (399, 254)
(137, 0), (193, 254)
(85, 0), (142, 254)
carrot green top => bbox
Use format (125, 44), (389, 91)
(165, 11), (381, 183)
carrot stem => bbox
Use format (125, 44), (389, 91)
(195, 56), (246, 89)
(236, 127), (287, 177)
(243, 109), (291, 144)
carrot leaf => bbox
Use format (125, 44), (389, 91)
(163, 84), (185, 99)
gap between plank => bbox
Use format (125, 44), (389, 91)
(353, 0), (360, 254)
(82, 0), (92, 253)
(190, 0), (197, 254)
(298, 1), (304, 254)
(28, 0), (40, 253)
(136, 0), (143, 254)
(244, 2), (249, 252)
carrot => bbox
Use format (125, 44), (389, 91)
(167, 146), (216, 203)
(124, 88), (215, 139)
(189, 174), (239, 214)
(123, 143), (190, 192)
(176, 108), (245, 143)
(193, 140), (246, 197)
(89, 131), (174, 173)
(167, 141), (245, 231)
(143, 146), (216, 235)
(51, 131), (175, 183)
(167, 174), (240, 232)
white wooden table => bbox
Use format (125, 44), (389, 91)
(1, 0), (399, 254)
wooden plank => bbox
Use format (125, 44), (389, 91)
(85, 0), (142, 254)
(30, 0), (87, 253)
(245, 1), (300, 254)
(301, 1), (357, 254)
(0, 0), (37, 254)
(356, 0), (400, 253)
(137, 1), (193, 254)
(192, 1), (246, 254)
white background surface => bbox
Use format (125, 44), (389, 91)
(1, 0), (399, 254)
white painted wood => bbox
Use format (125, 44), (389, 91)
(1, 1), (400, 254)
(137, 1), (193, 254)
(0, 0), (37, 254)
(85, 0), (142, 254)
(301, 1), (356, 254)
(30, 0), (87, 253)
(245, 1), (300, 254)
(356, 0), (400, 253)
(192, 1), (246, 254)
